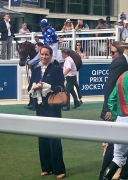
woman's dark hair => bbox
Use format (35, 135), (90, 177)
(40, 45), (53, 55)
(98, 19), (104, 24)
(112, 41), (125, 55)
(75, 41), (83, 53)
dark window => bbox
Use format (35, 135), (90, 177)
(46, 0), (63, 13)
(94, 0), (102, 5)
(24, 14), (42, 32)
(93, 0), (110, 15)
(68, 0), (88, 14)
(46, 2), (55, 12)
(93, 5), (102, 15)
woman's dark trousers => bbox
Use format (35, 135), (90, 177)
(38, 137), (65, 175)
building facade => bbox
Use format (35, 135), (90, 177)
(2, 0), (128, 33)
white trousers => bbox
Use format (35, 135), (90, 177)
(113, 116), (128, 167)
(49, 42), (58, 61)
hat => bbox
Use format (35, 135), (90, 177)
(40, 19), (49, 26)
(120, 38), (128, 47)
(34, 34), (39, 37)
(65, 19), (72, 23)
(118, 19), (122, 22)
(124, 19), (128, 24)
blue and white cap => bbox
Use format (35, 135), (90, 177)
(40, 19), (49, 26)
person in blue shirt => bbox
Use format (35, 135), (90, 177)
(25, 42), (44, 111)
(39, 19), (59, 61)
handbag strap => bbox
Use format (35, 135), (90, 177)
(59, 86), (64, 92)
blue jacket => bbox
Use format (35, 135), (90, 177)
(28, 63), (65, 116)
(28, 52), (41, 69)
(42, 26), (59, 45)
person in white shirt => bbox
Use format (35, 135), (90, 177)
(19, 23), (30, 41)
(62, 48), (80, 111)
(120, 19), (128, 42)
(32, 35), (44, 45)
(0, 13), (15, 60)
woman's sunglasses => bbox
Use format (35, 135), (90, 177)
(110, 51), (118, 55)
(77, 44), (81, 46)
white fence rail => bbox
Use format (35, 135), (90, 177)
(0, 113), (128, 144)
(0, 28), (120, 60)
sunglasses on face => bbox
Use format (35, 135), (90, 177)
(110, 51), (118, 55)
(77, 44), (81, 46)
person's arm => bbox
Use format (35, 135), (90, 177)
(0, 22), (8, 33)
(71, 23), (74, 30)
(64, 68), (71, 76)
(63, 58), (72, 76)
(10, 23), (15, 37)
(19, 29), (28, 34)
(83, 24), (89, 30)
(28, 53), (40, 66)
(100, 24), (108, 29)
(95, 25), (100, 29)
(61, 25), (66, 32)
(19, 29), (23, 34)
(104, 59), (125, 112)
(27, 29), (30, 33)
(75, 23), (80, 30)
(108, 86), (118, 120)
(47, 28), (56, 40)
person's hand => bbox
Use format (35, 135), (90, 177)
(23, 30), (28, 34)
(33, 82), (43, 90)
(105, 112), (112, 121)
(78, 20), (80, 25)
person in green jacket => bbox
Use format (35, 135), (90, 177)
(103, 70), (128, 180)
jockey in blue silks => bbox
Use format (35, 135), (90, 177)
(39, 19), (59, 61)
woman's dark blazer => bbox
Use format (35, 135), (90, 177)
(29, 63), (65, 116)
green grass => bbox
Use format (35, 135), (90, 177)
(0, 102), (104, 180)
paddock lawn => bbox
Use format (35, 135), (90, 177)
(0, 102), (104, 180)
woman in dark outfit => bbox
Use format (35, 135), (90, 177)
(30, 46), (66, 179)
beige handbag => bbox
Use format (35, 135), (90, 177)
(48, 87), (67, 106)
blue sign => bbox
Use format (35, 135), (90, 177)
(79, 64), (110, 96)
(22, 0), (39, 5)
(11, 0), (21, 6)
(0, 66), (17, 99)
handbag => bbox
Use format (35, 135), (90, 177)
(48, 87), (67, 106)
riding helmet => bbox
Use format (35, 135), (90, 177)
(40, 19), (49, 27)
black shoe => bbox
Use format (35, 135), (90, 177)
(24, 105), (32, 110)
(103, 162), (119, 180)
(73, 101), (81, 109)
(62, 107), (70, 111)
(72, 106), (77, 109)
(79, 100), (83, 105)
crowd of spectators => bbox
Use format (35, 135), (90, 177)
(1, 12), (128, 60)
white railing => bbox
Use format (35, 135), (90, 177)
(0, 28), (119, 100)
(0, 113), (128, 144)
(0, 28), (120, 60)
